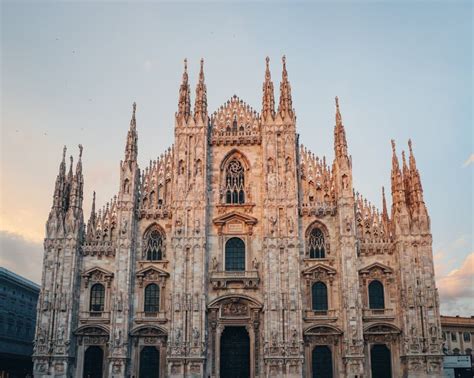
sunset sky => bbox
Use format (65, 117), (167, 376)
(1, 1), (472, 315)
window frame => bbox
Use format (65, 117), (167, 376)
(144, 283), (160, 314)
(89, 283), (105, 313)
(368, 280), (385, 310)
(311, 281), (329, 312)
(224, 237), (246, 271)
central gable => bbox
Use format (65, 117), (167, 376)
(209, 95), (261, 146)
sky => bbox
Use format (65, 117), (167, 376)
(1, 1), (472, 315)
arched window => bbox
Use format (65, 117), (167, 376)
(144, 284), (160, 314)
(308, 228), (326, 258)
(368, 280), (385, 309)
(144, 228), (164, 261)
(225, 238), (245, 271)
(312, 282), (328, 311)
(225, 160), (245, 204)
(90, 283), (105, 312)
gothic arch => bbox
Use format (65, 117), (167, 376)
(143, 223), (166, 240)
(219, 149), (251, 172)
(305, 220), (330, 257)
(142, 223), (166, 260)
(305, 220), (330, 239)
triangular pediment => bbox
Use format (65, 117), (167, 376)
(213, 211), (258, 226)
(302, 263), (337, 276)
(359, 262), (393, 275)
(136, 266), (169, 278)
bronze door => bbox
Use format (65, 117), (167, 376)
(220, 326), (250, 378)
(312, 345), (333, 378)
(83, 346), (103, 378)
(371, 344), (392, 378)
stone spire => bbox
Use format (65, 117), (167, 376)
(277, 55), (294, 120)
(177, 58), (191, 122)
(69, 145), (84, 210)
(408, 139), (425, 209)
(86, 191), (96, 240)
(124, 102), (138, 163)
(381, 186), (390, 233)
(262, 56), (275, 120)
(390, 140), (406, 211)
(334, 96), (349, 161)
(52, 146), (67, 210)
(194, 58), (208, 124)
(402, 150), (412, 208)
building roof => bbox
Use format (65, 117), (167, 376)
(441, 315), (474, 327)
(0, 267), (40, 292)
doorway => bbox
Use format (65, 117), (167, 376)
(370, 344), (392, 378)
(139, 346), (160, 378)
(220, 326), (250, 378)
(312, 345), (333, 378)
(83, 346), (103, 378)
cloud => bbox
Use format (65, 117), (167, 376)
(463, 153), (474, 167)
(437, 252), (474, 316)
(0, 230), (43, 284)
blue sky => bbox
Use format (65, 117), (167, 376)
(1, 1), (472, 315)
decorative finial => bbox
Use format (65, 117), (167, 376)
(62, 146), (67, 161)
(70, 155), (73, 165)
(391, 139), (396, 153)
(266, 56), (270, 66)
(408, 138), (413, 153)
(78, 144), (83, 159)
(282, 55), (286, 66)
(335, 96), (339, 110)
(93, 191), (96, 202)
(200, 58), (204, 69)
(382, 186), (385, 196)
(184, 58), (188, 72)
(133, 102), (136, 115)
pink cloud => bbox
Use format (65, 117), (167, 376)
(437, 252), (474, 315)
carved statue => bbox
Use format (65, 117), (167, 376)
(114, 328), (122, 347)
(211, 256), (218, 271)
(252, 257), (259, 270)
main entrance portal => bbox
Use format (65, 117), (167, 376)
(220, 326), (250, 378)
(83, 346), (103, 378)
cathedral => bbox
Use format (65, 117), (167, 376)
(33, 57), (444, 378)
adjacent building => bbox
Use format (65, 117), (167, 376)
(441, 315), (474, 377)
(33, 57), (444, 377)
(0, 267), (40, 377)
